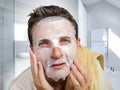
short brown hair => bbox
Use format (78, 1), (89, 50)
(28, 5), (78, 45)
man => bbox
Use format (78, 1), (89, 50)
(9, 5), (112, 90)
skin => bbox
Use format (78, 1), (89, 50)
(30, 17), (91, 90)
(32, 17), (77, 81)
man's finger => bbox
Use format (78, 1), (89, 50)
(73, 58), (89, 83)
(37, 62), (46, 83)
(30, 48), (38, 74)
(71, 64), (86, 87)
(69, 72), (82, 90)
(29, 48), (39, 84)
(37, 61), (54, 89)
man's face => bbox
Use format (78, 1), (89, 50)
(31, 17), (79, 81)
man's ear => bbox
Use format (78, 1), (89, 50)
(29, 44), (33, 51)
(76, 38), (80, 46)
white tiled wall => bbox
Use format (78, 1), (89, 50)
(0, 0), (14, 89)
(14, 57), (30, 78)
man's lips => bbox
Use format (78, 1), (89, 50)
(51, 63), (66, 69)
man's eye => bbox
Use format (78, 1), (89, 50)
(39, 42), (48, 47)
(62, 39), (70, 42)
(60, 39), (71, 45)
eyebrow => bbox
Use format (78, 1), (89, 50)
(60, 36), (71, 40)
(38, 39), (49, 42)
(37, 35), (72, 43)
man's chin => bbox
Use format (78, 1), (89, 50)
(46, 67), (70, 81)
(47, 76), (67, 83)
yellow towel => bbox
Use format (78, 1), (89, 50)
(65, 45), (104, 90)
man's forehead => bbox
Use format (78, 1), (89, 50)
(39, 16), (67, 23)
(32, 16), (75, 35)
(32, 16), (76, 42)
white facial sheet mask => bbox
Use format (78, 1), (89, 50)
(32, 16), (77, 81)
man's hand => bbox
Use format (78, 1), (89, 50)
(69, 58), (92, 90)
(29, 48), (53, 90)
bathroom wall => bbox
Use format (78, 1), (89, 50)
(87, 0), (120, 68)
(78, 0), (88, 46)
(14, 41), (30, 78)
(15, 41), (29, 56)
(15, 0), (78, 23)
(0, 0), (14, 90)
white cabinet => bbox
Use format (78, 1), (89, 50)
(90, 28), (109, 67)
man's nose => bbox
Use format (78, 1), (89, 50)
(51, 47), (63, 59)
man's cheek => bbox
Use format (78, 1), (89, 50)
(62, 44), (77, 58)
(34, 49), (50, 68)
(61, 46), (74, 66)
(33, 50), (44, 62)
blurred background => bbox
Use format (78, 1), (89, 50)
(0, 0), (120, 90)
